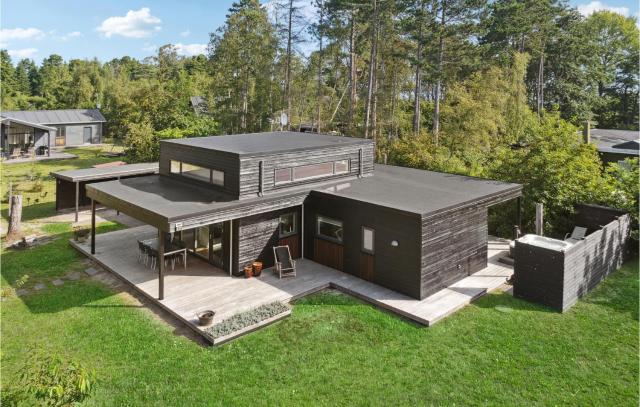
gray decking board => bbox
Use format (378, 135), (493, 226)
(72, 226), (513, 344)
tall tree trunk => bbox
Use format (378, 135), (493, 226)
(7, 194), (22, 240)
(315, 0), (324, 133)
(348, 13), (357, 133)
(364, 0), (378, 139)
(412, 3), (425, 137)
(433, 0), (446, 144)
(537, 52), (544, 116)
(283, 0), (294, 130)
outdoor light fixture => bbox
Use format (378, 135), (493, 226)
(391, 240), (399, 247)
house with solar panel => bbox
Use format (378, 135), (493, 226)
(1, 109), (106, 159)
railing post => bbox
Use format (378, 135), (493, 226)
(90, 199), (96, 254)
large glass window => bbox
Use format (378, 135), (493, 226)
(181, 163), (210, 182)
(293, 162), (334, 181)
(274, 168), (292, 184)
(317, 215), (343, 243)
(171, 160), (225, 187)
(334, 159), (349, 174)
(362, 227), (375, 254)
(279, 212), (298, 237)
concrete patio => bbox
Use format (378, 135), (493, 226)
(71, 225), (514, 344)
(1, 150), (77, 164)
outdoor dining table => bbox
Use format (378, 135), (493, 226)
(141, 238), (187, 270)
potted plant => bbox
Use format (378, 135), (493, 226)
(73, 227), (90, 242)
(252, 261), (263, 277)
(197, 310), (215, 326)
(244, 265), (253, 278)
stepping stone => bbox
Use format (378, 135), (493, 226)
(15, 289), (29, 297)
(34, 283), (47, 291)
(66, 272), (82, 281)
(84, 267), (99, 276)
(52, 279), (64, 286)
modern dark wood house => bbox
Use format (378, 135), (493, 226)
(85, 132), (521, 300)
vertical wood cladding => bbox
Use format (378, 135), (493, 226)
(304, 192), (422, 299)
(238, 142), (374, 198)
(421, 205), (488, 299)
(159, 142), (241, 196)
(278, 234), (301, 259)
(514, 207), (631, 312)
(313, 238), (344, 271)
(232, 207), (301, 276)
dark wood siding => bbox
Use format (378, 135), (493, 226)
(313, 238), (344, 271)
(278, 234), (301, 259)
(56, 175), (150, 211)
(421, 205), (488, 299)
(159, 142), (241, 197)
(304, 192), (422, 299)
(232, 207), (301, 276)
(238, 142), (374, 199)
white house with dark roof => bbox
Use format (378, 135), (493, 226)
(1, 109), (106, 157)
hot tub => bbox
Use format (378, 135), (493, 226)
(517, 234), (573, 252)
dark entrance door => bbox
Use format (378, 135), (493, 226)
(359, 253), (374, 281)
(83, 127), (92, 143)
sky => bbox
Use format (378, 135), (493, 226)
(1, 0), (638, 64)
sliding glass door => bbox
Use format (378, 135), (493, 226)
(182, 222), (225, 270)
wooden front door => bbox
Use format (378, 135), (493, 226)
(359, 253), (374, 281)
(313, 238), (343, 271)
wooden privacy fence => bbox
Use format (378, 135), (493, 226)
(513, 204), (631, 312)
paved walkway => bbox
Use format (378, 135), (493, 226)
(1, 151), (77, 165)
(72, 225), (513, 343)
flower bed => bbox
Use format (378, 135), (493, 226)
(206, 302), (290, 339)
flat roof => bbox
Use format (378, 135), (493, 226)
(590, 128), (639, 153)
(162, 131), (371, 156)
(51, 163), (159, 182)
(314, 165), (522, 216)
(86, 165), (521, 231)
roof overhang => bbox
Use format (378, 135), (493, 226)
(51, 163), (159, 182)
(0, 117), (58, 132)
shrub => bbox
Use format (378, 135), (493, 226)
(10, 350), (97, 406)
(206, 302), (289, 338)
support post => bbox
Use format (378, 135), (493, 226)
(514, 196), (522, 239)
(229, 219), (233, 277)
(75, 181), (79, 223)
(90, 199), (96, 254)
(158, 228), (165, 300)
(301, 203), (305, 258)
(535, 202), (544, 236)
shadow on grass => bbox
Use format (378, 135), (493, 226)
(579, 258), (639, 320)
(1, 202), (56, 222)
(2, 221), (127, 314)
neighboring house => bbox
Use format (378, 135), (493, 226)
(585, 127), (639, 166)
(190, 96), (209, 115)
(1, 109), (106, 156)
(86, 132), (521, 300)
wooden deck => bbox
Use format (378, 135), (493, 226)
(71, 225), (513, 344)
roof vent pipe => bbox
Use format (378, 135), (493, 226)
(582, 121), (591, 144)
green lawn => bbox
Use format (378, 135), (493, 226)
(1, 146), (125, 222)
(1, 230), (638, 405)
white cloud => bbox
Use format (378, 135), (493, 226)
(8, 48), (38, 59)
(53, 31), (83, 41)
(0, 27), (44, 42)
(577, 1), (630, 17)
(180, 30), (191, 37)
(141, 43), (157, 53)
(97, 7), (161, 38)
(174, 43), (207, 56)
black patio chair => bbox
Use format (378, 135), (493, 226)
(273, 245), (296, 279)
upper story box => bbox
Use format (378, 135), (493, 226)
(159, 131), (375, 199)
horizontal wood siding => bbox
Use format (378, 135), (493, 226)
(238, 142), (374, 198)
(305, 192), (422, 299)
(421, 206), (488, 299)
(513, 209), (631, 312)
(313, 238), (344, 271)
(159, 142), (240, 197)
(232, 207), (301, 276)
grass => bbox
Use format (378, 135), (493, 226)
(1, 146), (125, 222)
(1, 227), (637, 406)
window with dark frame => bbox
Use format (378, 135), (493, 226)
(334, 159), (349, 174)
(293, 162), (334, 181)
(274, 168), (292, 184)
(362, 226), (375, 254)
(171, 160), (225, 187)
(316, 215), (343, 243)
(279, 212), (298, 237)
